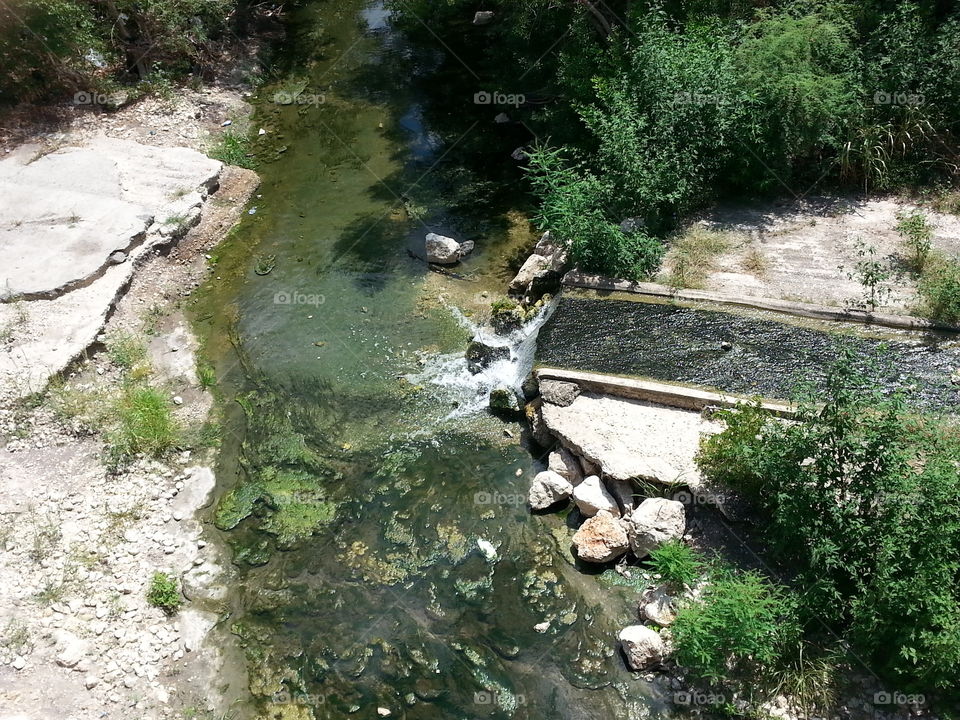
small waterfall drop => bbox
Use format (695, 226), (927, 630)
(408, 297), (557, 418)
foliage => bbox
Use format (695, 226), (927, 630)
(671, 567), (801, 683)
(208, 129), (255, 169)
(0, 0), (241, 103)
(106, 384), (179, 467)
(917, 253), (960, 325)
(647, 539), (702, 590)
(895, 210), (933, 272)
(146, 571), (183, 615)
(696, 350), (960, 694)
(106, 331), (148, 370)
(841, 240), (894, 310)
(666, 228), (735, 289)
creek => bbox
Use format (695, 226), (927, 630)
(192, 1), (663, 718)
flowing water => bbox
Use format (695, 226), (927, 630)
(537, 293), (960, 411)
(192, 2), (663, 718)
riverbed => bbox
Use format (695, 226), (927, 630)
(191, 1), (664, 718)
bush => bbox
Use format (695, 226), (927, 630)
(918, 253), (960, 325)
(146, 572), (182, 615)
(208, 129), (255, 169)
(896, 210), (933, 272)
(107, 384), (179, 466)
(671, 567), (801, 683)
(647, 539), (701, 590)
(696, 351), (960, 694)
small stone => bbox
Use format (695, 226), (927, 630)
(172, 396), (184, 405)
(12, 656), (26, 670)
(534, 621), (550, 633)
(85, 675), (100, 689)
(377, 709), (391, 717)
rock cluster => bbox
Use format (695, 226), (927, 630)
(424, 233), (475, 264)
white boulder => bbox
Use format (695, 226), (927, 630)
(425, 233), (473, 264)
(573, 475), (619, 517)
(618, 625), (665, 670)
(626, 498), (686, 558)
(528, 470), (573, 510)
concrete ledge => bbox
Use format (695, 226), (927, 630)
(563, 270), (959, 333)
(535, 367), (796, 418)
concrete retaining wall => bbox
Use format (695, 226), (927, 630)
(535, 367), (797, 418)
(563, 270), (960, 333)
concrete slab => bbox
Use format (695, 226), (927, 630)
(0, 136), (220, 298)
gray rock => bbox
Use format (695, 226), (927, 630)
(573, 475), (620, 518)
(626, 498), (686, 558)
(619, 625), (664, 670)
(525, 398), (553, 447)
(425, 233), (472, 264)
(53, 630), (87, 668)
(528, 470), (573, 510)
(540, 379), (580, 407)
(607, 477), (637, 514)
(641, 587), (677, 627)
(547, 447), (583, 485)
(465, 341), (510, 374)
(572, 511), (629, 563)
(509, 253), (551, 293)
(489, 386), (521, 414)
(473, 10), (495, 24)
(108, 250), (127, 264)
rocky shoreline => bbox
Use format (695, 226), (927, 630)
(0, 89), (259, 719)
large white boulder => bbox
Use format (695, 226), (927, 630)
(618, 625), (665, 671)
(528, 470), (573, 510)
(572, 511), (629, 563)
(573, 475), (620, 517)
(425, 233), (473, 264)
(626, 497), (686, 558)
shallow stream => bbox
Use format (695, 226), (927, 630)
(192, 2), (662, 718)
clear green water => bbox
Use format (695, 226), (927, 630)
(192, 2), (662, 718)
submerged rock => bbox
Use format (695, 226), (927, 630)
(425, 232), (473, 264)
(547, 447), (583, 485)
(528, 470), (573, 510)
(473, 10), (495, 24)
(618, 625), (664, 670)
(489, 386), (521, 414)
(465, 340), (510, 374)
(572, 511), (629, 563)
(539, 379), (580, 407)
(572, 475), (620, 517)
(625, 498), (686, 558)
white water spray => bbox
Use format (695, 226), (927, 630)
(408, 297), (557, 418)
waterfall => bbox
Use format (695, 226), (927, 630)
(407, 297), (557, 418)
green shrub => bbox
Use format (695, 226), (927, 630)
(208, 129), (255, 169)
(695, 401), (771, 501)
(107, 384), (179, 466)
(647, 539), (701, 590)
(671, 567), (801, 682)
(105, 331), (148, 370)
(197, 362), (217, 390)
(896, 210), (933, 272)
(918, 253), (960, 325)
(146, 572), (182, 615)
(697, 351), (960, 694)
